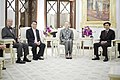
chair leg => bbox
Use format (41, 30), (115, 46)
(57, 47), (60, 57)
(75, 47), (77, 58)
(54, 45), (57, 57)
(100, 51), (102, 58)
(0, 58), (5, 79)
(0, 63), (2, 79)
(2, 61), (5, 69)
(12, 50), (15, 64)
(109, 50), (112, 60)
(51, 42), (54, 57)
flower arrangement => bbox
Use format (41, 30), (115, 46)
(43, 26), (57, 37)
(43, 26), (52, 37)
(82, 26), (93, 37)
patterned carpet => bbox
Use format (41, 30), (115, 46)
(1, 49), (120, 80)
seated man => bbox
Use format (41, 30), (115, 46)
(60, 21), (74, 59)
(26, 21), (46, 60)
(2, 19), (31, 64)
(92, 22), (115, 62)
(118, 43), (120, 58)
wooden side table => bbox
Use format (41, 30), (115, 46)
(78, 37), (93, 55)
(44, 37), (59, 57)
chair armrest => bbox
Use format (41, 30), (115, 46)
(20, 38), (27, 43)
(111, 40), (116, 47)
(0, 39), (14, 42)
(0, 39), (14, 46)
(93, 39), (100, 43)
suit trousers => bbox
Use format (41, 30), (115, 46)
(94, 42), (111, 58)
(118, 43), (120, 54)
(13, 43), (29, 58)
(29, 43), (46, 58)
(62, 40), (73, 54)
(0, 49), (3, 57)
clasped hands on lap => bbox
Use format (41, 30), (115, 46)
(34, 41), (41, 46)
(100, 41), (107, 44)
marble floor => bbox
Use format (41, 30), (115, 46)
(1, 48), (120, 80)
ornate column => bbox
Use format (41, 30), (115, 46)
(0, 0), (5, 27)
(37, 0), (46, 30)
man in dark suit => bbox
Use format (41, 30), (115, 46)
(26, 21), (46, 60)
(92, 22), (115, 62)
(2, 19), (31, 64)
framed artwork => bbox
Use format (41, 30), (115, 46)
(81, 0), (116, 27)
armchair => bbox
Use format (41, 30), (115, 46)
(93, 39), (117, 60)
(0, 27), (16, 65)
(19, 27), (32, 57)
(56, 28), (79, 57)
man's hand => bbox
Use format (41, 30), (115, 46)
(0, 45), (6, 49)
(35, 41), (41, 45)
(101, 41), (107, 44)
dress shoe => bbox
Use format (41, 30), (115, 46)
(16, 60), (26, 64)
(33, 57), (38, 60)
(2, 67), (6, 70)
(65, 53), (69, 59)
(69, 56), (72, 59)
(65, 55), (69, 59)
(66, 57), (69, 59)
(23, 58), (31, 62)
(38, 57), (44, 60)
(92, 57), (100, 60)
(103, 58), (108, 62)
(69, 54), (72, 59)
(118, 56), (120, 58)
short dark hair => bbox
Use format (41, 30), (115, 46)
(103, 22), (111, 26)
(32, 21), (37, 24)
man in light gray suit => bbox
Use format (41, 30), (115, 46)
(2, 19), (31, 64)
(60, 22), (74, 59)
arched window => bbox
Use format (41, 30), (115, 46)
(5, 0), (37, 37)
(45, 0), (76, 29)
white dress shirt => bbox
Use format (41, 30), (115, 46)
(32, 28), (37, 43)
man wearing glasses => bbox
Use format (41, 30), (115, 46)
(92, 22), (115, 62)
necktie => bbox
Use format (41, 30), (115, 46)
(105, 30), (108, 37)
(9, 27), (13, 33)
(65, 29), (69, 40)
(9, 27), (12, 29)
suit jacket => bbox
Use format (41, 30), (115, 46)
(60, 28), (74, 44)
(26, 28), (41, 44)
(2, 26), (17, 41)
(100, 29), (115, 45)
